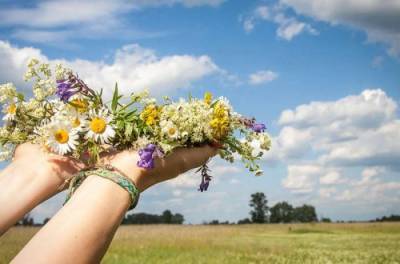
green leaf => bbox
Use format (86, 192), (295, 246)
(17, 93), (25, 102)
(125, 123), (133, 138)
(111, 83), (119, 112)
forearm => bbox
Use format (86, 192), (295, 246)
(12, 175), (131, 264)
(0, 161), (63, 235)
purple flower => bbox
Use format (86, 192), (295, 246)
(56, 73), (96, 102)
(197, 164), (212, 192)
(56, 80), (77, 102)
(198, 175), (211, 192)
(137, 144), (159, 169)
(251, 123), (266, 133)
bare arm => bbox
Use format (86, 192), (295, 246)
(0, 143), (83, 235)
(12, 145), (217, 263)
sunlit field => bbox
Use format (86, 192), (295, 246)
(1, 223), (400, 263)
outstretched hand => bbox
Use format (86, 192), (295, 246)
(101, 145), (218, 192)
(13, 142), (85, 190)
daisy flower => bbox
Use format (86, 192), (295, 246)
(69, 111), (87, 133)
(85, 107), (115, 144)
(161, 120), (179, 140)
(2, 101), (17, 121)
(47, 120), (79, 155)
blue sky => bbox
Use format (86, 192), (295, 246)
(0, 0), (399, 224)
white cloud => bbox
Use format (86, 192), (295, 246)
(0, 0), (225, 44)
(0, 1), (131, 28)
(138, 0), (226, 8)
(320, 171), (343, 185)
(0, 41), (220, 98)
(280, 0), (400, 56)
(282, 164), (322, 193)
(319, 187), (336, 198)
(278, 88), (400, 209)
(242, 4), (317, 40)
(0, 0), (225, 27)
(249, 70), (278, 85)
(0, 41), (47, 88)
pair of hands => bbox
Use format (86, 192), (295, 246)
(13, 142), (218, 193)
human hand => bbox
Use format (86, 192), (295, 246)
(100, 145), (218, 192)
(12, 142), (85, 190)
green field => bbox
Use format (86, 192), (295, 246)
(1, 223), (400, 263)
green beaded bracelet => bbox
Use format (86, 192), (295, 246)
(64, 166), (140, 210)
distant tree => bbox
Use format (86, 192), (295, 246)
(270, 202), (294, 223)
(162, 210), (173, 224)
(122, 210), (184, 224)
(293, 205), (318, 223)
(237, 218), (252, 224)
(320, 217), (332, 223)
(249, 192), (269, 223)
(208, 220), (220, 225)
(171, 213), (184, 224)
(375, 215), (400, 222)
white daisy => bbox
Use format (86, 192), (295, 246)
(85, 108), (115, 144)
(161, 120), (179, 140)
(47, 120), (79, 155)
(65, 107), (87, 133)
(2, 101), (17, 121)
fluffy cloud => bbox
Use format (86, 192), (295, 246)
(242, 4), (317, 40)
(278, 89), (400, 170)
(276, 89), (400, 207)
(319, 171), (343, 185)
(0, 0), (225, 27)
(282, 164), (322, 193)
(0, 0), (225, 43)
(0, 41), (47, 88)
(0, 41), (220, 98)
(249, 70), (278, 85)
(280, 0), (400, 56)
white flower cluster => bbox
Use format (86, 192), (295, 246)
(0, 83), (17, 103)
(158, 98), (214, 144)
(24, 58), (56, 101)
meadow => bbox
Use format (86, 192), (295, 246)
(1, 223), (399, 263)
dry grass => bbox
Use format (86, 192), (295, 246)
(1, 223), (400, 263)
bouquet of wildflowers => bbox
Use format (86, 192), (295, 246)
(0, 59), (271, 191)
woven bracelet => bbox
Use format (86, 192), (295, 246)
(64, 166), (140, 210)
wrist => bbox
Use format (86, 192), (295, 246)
(101, 151), (157, 192)
(10, 158), (66, 191)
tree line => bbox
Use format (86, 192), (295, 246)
(237, 192), (319, 224)
(14, 192), (400, 226)
(122, 210), (184, 225)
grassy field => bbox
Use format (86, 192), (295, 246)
(1, 223), (400, 263)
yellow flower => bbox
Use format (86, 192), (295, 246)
(72, 117), (81, 128)
(2, 102), (17, 121)
(54, 129), (69, 144)
(7, 103), (16, 114)
(90, 117), (107, 133)
(70, 98), (88, 113)
(210, 101), (230, 139)
(204, 92), (213, 105)
(140, 104), (160, 126)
